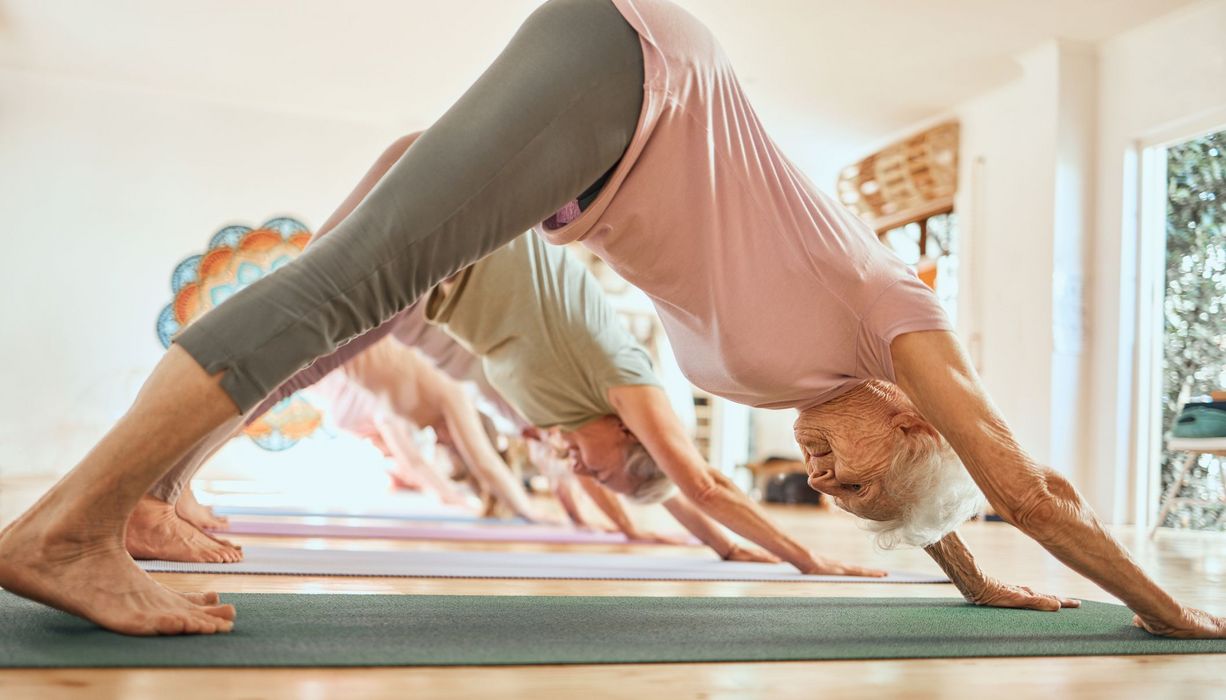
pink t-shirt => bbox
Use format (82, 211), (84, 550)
(535, 0), (951, 411)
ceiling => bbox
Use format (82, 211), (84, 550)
(0, 0), (1200, 181)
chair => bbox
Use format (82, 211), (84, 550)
(1150, 382), (1226, 538)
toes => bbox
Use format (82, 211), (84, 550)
(202, 603), (237, 621)
(182, 591), (221, 605)
(152, 613), (190, 636)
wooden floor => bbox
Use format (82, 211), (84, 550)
(1, 475), (1224, 700)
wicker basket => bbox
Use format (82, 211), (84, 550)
(837, 121), (960, 233)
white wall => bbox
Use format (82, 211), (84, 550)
(0, 69), (398, 476)
(1088, 0), (1226, 523)
(953, 45), (1063, 465)
(880, 0), (1226, 523)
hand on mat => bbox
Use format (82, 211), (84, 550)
(970, 579), (1080, 611)
(525, 511), (569, 527)
(1132, 607), (1226, 638)
(626, 530), (693, 546)
(800, 556), (887, 578)
(721, 544), (781, 564)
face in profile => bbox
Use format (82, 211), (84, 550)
(793, 382), (935, 521)
(562, 415), (644, 495)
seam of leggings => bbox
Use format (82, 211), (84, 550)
(211, 68), (643, 409)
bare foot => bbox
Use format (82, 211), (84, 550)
(0, 511), (236, 636)
(175, 488), (228, 530)
(126, 496), (243, 563)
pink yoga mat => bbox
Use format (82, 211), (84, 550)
(219, 520), (698, 546)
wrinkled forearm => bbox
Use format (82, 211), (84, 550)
(891, 331), (1187, 626)
(992, 468), (1180, 621)
(924, 531), (990, 602)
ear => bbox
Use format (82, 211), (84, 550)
(612, 416), (634, 438)
(619, 423), (641, 443)
(890, 410), (938, 440)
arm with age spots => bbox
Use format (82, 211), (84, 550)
(893, 330), (1226, 637)
(609, 384), (884, 576)
(924, 531), (1079, 611)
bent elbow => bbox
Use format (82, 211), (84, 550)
(996, 471), (1079, 543)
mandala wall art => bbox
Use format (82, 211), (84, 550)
(156, 217), (325, 451)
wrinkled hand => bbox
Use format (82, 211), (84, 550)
(970, 579), (1080, 611)
(1133, 607), (1226, 638)
(721, 544), (781, 564)
(799, 555), (887, 578)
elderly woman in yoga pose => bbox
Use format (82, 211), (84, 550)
(1, 0), (1222, 638)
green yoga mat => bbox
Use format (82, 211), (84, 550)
(2, 592), (1223, 667)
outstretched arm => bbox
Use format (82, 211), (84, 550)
(661, 495), (778, 561)
(924, 531), (1079, 610)
(373, 412), (474, 508)
(434, 381), (552, 523)
(893, 330), (1226, 638)
(553, 474), (600, 528)
(575, 475), (690, 544)
(609, 385), (884, 576)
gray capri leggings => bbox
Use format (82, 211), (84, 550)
(173, 0), (644, 414)
(150, 0), (642, 503)
(149, 304), (409, 501)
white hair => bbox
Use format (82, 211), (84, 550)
(862, 435), (986, 549)
(623, 443), (678, 505)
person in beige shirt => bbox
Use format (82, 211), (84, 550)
(424, 232), (880, 576)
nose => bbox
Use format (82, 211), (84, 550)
(807, 469), (838, 493)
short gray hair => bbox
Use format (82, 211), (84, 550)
(623, 443), (677, 505)
(862, 434), (986, 549)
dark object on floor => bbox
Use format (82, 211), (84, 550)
(765, 472), (823, 505)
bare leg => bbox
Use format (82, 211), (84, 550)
(126, 496), (243, 563)
(0, 346), (239, 635)
(1, 0), (642, 634)
(124, 418), (243, 563)
(176, 487), (229, 530)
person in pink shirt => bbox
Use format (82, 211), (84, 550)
(306, 344), (496, 511)
(4, 0), (1222, 639)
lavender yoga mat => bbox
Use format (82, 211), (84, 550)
(219, 520), (696, 546)
(139, 546), (949, 583)
(212, 506), (525, 525)
(201, 491), (514, 524)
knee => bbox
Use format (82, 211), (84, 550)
(520, 0), (621, 40)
